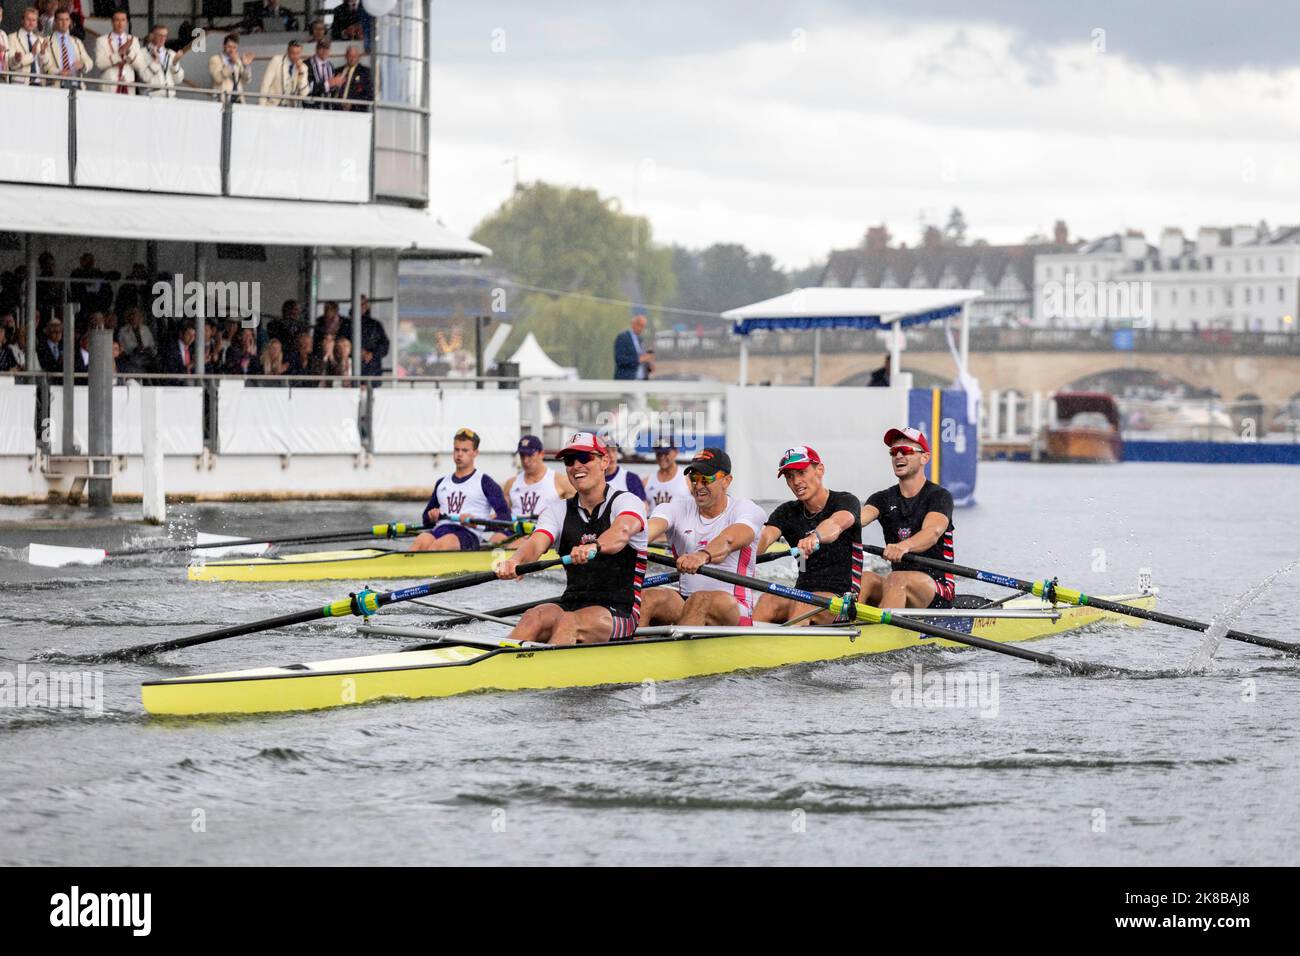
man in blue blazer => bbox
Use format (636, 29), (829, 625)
(613, 312), (654, 380)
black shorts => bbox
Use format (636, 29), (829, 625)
(926, 574), (955, 610)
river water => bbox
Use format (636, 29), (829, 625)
(1, 461), (1297, 865)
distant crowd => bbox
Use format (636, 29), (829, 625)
(0, 250), (388, 384)
(1, 2), (374, 108)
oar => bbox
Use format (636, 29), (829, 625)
(862, 545), (1299, 655)
(456, 516), (537, 535)
(643, 552), (1119, 675)
(89, 556), (571, 662)
(28, 522), (421, 568)
(412, 548), (793, 633)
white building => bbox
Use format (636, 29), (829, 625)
(1035, 225), (1300, 332)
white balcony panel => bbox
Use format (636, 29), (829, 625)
(48, 384), (203, 455)
(217, 381), (363, 454)
(75, 95), (222, 194)
(0, 85), (70, 185)
(228, 105), (371, 202)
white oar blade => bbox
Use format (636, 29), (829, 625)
(194, 531), (271, 558)
(28, 543), (108, 568)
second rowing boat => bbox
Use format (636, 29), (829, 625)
(186, 547), (561, 583)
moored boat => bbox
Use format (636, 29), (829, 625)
(142, 589), (1156, 716)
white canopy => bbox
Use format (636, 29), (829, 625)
(722, 288), (983, 328)
(0, 182), (489, 257)
(509, 333), (576, 380)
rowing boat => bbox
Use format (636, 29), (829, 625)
(186, 547), (561, 583)
(141, 589), (1155, 716)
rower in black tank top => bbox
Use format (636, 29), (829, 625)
(555, 491), (647, 631)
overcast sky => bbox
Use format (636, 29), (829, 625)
(429, 1), (1300, 269)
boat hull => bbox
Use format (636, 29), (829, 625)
(142, 592), (1156, 716)
(186, 547), (560, 583)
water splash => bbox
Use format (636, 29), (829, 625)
(1184, 558), (1300, 672)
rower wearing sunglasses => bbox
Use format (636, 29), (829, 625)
(640, 448), (767, 626)
(859, 426), (955, 609)
(495, 432), (649, 644)
(410, 427), (512, 552)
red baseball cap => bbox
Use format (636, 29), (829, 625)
(776, 445), (822, 475)
(556, 431), (608, 459)
(883, 426), (930, 454)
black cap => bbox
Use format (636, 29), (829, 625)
(684, 447), (731, 476)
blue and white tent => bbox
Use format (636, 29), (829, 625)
(721, 287), (983, 387)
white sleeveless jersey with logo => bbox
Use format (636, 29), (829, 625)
(431, 470), (508, 543)
(649, 494), (768, 607)
(509, 468), (564, 519)
(644, 468), (690, 509)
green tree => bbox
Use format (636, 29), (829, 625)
(472, 182), (675, 373)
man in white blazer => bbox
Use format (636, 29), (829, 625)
(209, 32), (253, 103)
(140, 25), (184, 97)
(94, 10), (146, 94)
(9, 8), (49, 86)
(259, 39), (308, 107)
(41, 8), (92, 89)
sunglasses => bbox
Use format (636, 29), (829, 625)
(455, 428), (478, 441)
(889, 445), (921, 457)
(562, 451), (595, 466)
(687, 472), (721, 485)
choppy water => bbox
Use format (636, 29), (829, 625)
(1, 462), (1297, 865)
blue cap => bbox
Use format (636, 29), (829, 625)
(516, 435), (544, 456)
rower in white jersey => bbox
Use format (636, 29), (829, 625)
(643, 437), (690, 509)
(640, 447), (768, 626)
(410, 427), (512, 552)
(502, 435), (574, 548)
(601, 439), (647, 504)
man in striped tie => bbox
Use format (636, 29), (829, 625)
(41, 8), (92, 90)
(93, 10), (144, 95)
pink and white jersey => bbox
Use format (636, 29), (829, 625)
(644, 467), (690, 509)
(508, 468), (564, 519)
(649, 494), (767, 608)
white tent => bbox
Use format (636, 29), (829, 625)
(509, 333), (577, 380)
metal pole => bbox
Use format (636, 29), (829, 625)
(389, 250), (400, 381)
(194, 243), (207, 377)
(474, 315), (485, 388)
(351, 248), (363, 378)
(87, 327), (113, 507)
(62, 303), (76, 455)
(738, 337), (748, 386)
(368, 248), (377, 373)
(889, 322), (902, 384)
(24, 236), (36, 378)
(306, 246), (318, 335)
(959, 301), (971, 378)
(811, 327), (821, 386)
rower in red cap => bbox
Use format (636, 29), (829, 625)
(495, 432), (648, 644)
(859, 426), (956, 609)
(753, 446), (863, 624)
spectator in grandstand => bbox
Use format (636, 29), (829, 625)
(333, 335), (353, 385)
(140, 24), (183, 97)
(306, 18), (328, 47)
(257, 338), (288, 384)
(359, 295), (389, 363)
(43, 9), (93, 90)
(161, 322), (196, 377)
(260, 38), (309, 107)
(307, 331), (336, 382)
(36, 251), (63, 322)
(331, 0), (370, 45)
(331, 43), (371, 111)
(36, 317), (64, 371)
(116, 307), (157, 364)
(210, 32), (253, 103)
(9, 8), (50, 87)
(316, 300), (342, 340)
(284, 328), (313, 376)
(94, 10), (145, 94)
(0, 323), (18, 373)
(0, 11), (12, 79)
(113, 262), (150, 316)
(304, 38), (333, 106)
(266, 298), (301, 347)
(70, 253), (110, 317)
(36, 0), (55, 34)
(224, 327), (262, 376)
